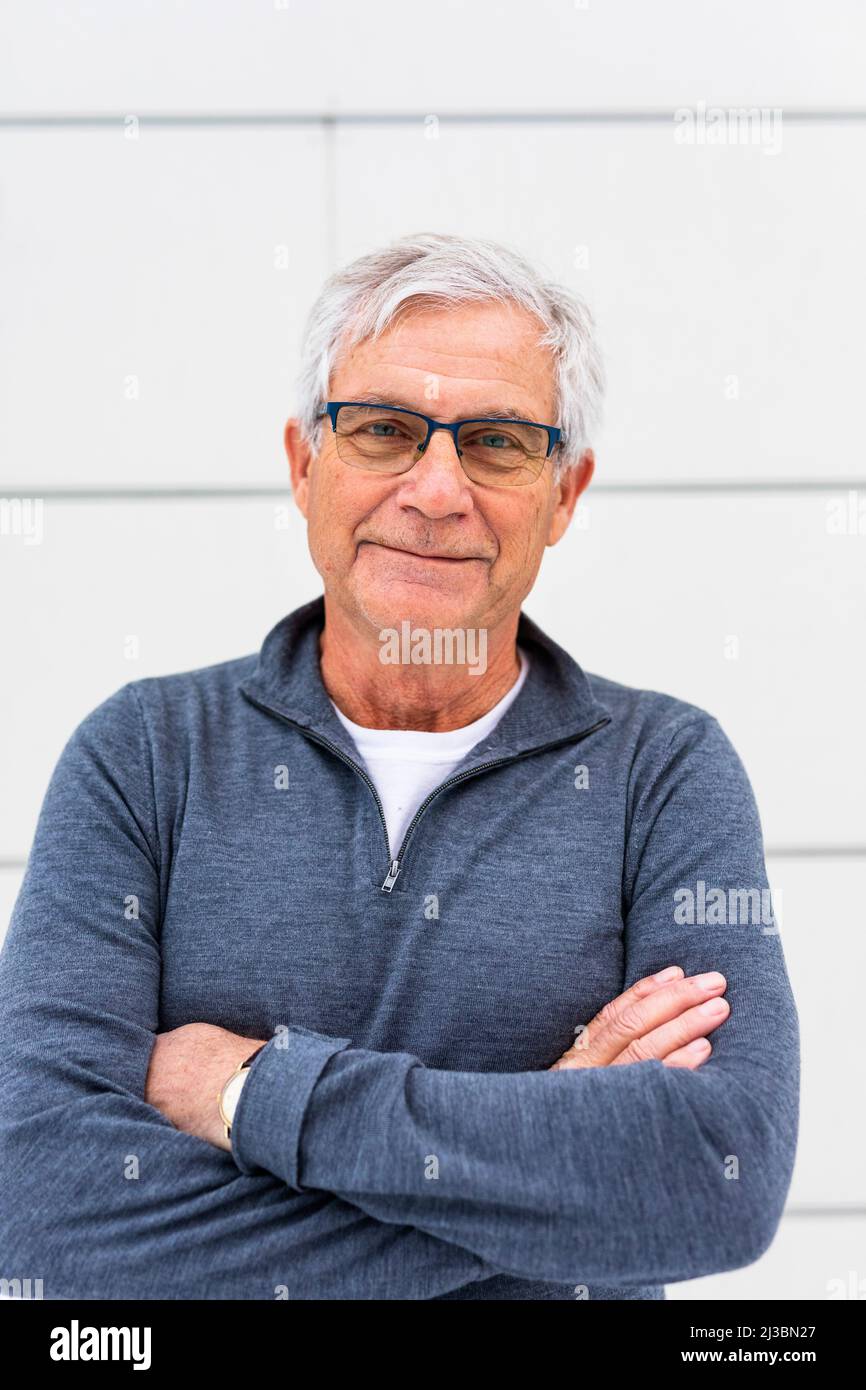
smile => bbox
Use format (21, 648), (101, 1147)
(366, 543), (483, 564)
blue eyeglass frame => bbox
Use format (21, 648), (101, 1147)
(315, 401), (565, 461)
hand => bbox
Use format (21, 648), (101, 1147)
(145, 1022), (267, 1151)
(550, 966), (729, 1071)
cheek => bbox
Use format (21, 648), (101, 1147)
(488, 502), (547, 571)
(308, 469), (347, 543)
(308, 470), (383, 564)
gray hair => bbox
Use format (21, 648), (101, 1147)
(294, 231), (605, 482)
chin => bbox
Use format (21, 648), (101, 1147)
(354, 581), (478, 637)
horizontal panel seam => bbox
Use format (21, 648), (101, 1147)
(2, 482), (865, 500)
(2, 111), (866, 127)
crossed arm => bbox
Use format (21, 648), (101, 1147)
(0, 685), (800, 1298)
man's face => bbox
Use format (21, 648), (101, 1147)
(288, 299), (591, 638)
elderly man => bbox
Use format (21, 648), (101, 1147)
(0, 232), (799, 1301)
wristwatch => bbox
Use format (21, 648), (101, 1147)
(218, 1046), (266, 1142)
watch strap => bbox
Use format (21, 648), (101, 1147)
(219, 1045), (266, 1140)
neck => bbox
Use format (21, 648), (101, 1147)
(319, 598), (522, 731)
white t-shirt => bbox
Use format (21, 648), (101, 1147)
(330, 646), (531, 860)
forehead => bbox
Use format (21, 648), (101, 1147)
(330, 299), (557, 420)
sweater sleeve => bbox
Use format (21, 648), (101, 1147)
(232, 712), (801, 1288)
(0, 684), (495, 1300)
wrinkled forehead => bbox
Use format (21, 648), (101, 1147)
(329, 299), (558, 420)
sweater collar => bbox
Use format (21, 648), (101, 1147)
(238, 594), (611, 767)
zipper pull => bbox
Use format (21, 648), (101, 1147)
(381, 859), (401, 893)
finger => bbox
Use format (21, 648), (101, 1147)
(583, 971), (728, 1067)
(609, 996), (730, 1067)
(661, 1038), (713, 1069)
(553, 965), (685, 1066)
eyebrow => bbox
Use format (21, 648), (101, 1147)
(346, 391), (537, 421)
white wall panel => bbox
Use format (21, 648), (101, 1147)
(0, 127), (330, 488)
(765, 857), (866, 1207)
(0, 871), (23, 952)
(4, 121), (861, 490)
(0, 1), (862, 114)
(1, 493), (861, 857)
(3, 125), (863, 490)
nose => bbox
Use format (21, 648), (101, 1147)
(396, 426), (472, 518)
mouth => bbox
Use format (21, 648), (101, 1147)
(364, 542), (484, 565)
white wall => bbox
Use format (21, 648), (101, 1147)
(1, 0), (864, 1300)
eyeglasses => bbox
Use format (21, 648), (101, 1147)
(315, 401), (565, 488)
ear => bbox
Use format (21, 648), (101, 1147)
(547, 449), (595, 546)
(285, 418), (316, 518)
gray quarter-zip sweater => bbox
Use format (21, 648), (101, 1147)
(0, 595), (800, 1300)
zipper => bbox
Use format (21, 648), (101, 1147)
(377, 716), (609, 891)
(241, 688), (609, 893)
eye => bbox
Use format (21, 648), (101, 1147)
(364, 419), (410, 439)
(472, 430), (521, 450)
